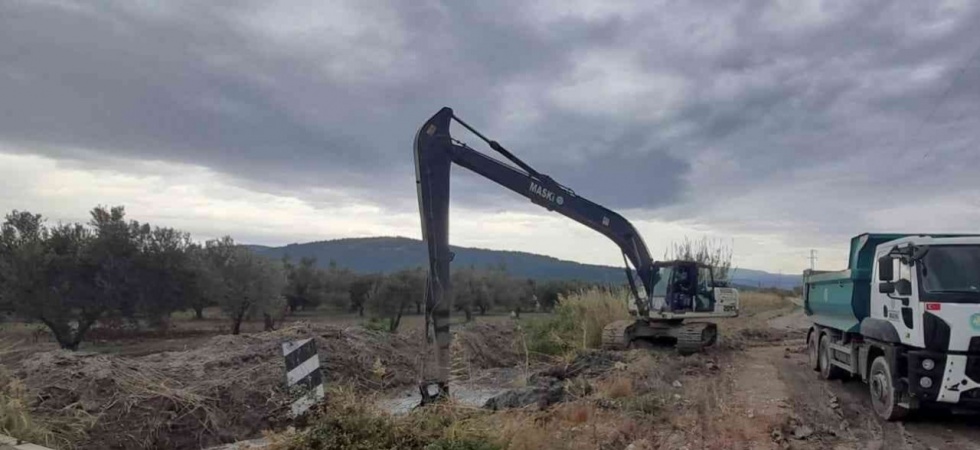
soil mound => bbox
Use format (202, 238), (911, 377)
(14, 323), (423, 449)
(455, 321), (522, 369)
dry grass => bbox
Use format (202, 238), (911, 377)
(273, 385), (502, 450)
(600, 376), (634, 399)
(485, 403), (656, 450)
(0, 369), (57, 447)
(737, 291), (794, 315)
(559, 288), (630, 349)
(559, 404), (592, 424)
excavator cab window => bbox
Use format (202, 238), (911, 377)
(652, 266), (672, 298)
(696, 266), (716, 312)
(668, 263), (696, 312)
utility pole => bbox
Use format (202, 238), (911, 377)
(807, 250), (818, 271)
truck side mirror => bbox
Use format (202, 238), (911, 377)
(895, 279), (912, 297)
(878, 281), (895, 294)
(878, 256), (893, 281)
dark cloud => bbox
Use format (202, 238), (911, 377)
(2, 0), (980, 250)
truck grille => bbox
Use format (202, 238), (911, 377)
(967, 356), (980, 383)
(922, 312), (950, 352)
(970, 337), (980, 353)
(962, 388), (980, 401)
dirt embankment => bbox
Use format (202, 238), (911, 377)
(25, 304), (980, 450)
(709, 308), (980, 450)
(8, 320), (523, 450)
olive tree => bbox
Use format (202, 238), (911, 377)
(205, 237), (286, 335)
(0, 211), (109, 350)
(130, 224), (196, 327)
(283, 256), (322, 312)
(366, 268), (425, 332)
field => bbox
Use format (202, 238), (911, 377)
(3, 291), (980, 450)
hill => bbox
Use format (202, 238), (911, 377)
(248, 236), (801, 287)
(729, 268), (801, 290)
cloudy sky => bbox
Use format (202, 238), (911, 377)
(2, 1), (979, 274)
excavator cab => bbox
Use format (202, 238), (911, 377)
(608, 261), (739, 354)
(653, 261), (722, 313)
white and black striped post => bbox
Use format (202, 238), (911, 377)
(282, 338), (324, 417)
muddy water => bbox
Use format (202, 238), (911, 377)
(378, 367), (523, 414)
(379, 386), (509, 414)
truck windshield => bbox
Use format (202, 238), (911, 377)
(920, 245), (980, 295)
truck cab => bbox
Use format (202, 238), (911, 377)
(871, 236), (980, 404)
(805, 233), (980, 420)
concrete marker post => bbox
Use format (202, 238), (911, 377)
(281, 338), (324, 417)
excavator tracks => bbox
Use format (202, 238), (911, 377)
(674, 322), (718, 355)
(601, 320), (636, 350)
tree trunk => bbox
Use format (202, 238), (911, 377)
(416, 302), (422, 315)
(479, 304), (487, 315)
(231, 312), (244, 335)
(263, 313), (275, 331)
(463, 307), (472, 323)
(194, 306), (204, 320)
(389, 305), (405, 333)
(68, 317), (96, 351)
(42, 316), (93, 351)
(358, 305), (364, 317)
(41, 319), (72, 350)
(424, 311), (433, 343)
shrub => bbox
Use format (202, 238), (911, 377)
(521, 288), (629, 357)
(738, 291), (793, 314)
(620, 393), (664, 415)
(362, 317), (394, 333)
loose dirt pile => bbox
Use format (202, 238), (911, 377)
(8, 320), (525, 449)
(454, 321), (523, 370)
(12, 322), (425, 449)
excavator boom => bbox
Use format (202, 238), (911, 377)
(414, 107), (738, 402)
(414, 107), (658, 400)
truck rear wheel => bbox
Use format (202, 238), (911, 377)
(807, 329), (820, 372)
(818, 334), (846, 380)
(869, 356), (908, 421)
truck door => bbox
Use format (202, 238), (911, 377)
(875, 256), (922, 346)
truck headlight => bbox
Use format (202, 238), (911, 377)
(922, 359), (936, 371)
(920, 377), (933, 389)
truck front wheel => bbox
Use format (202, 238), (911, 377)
(869, 356), (908, 421)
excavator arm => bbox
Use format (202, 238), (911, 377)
(414, 107), (658, 401)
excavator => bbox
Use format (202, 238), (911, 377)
(414, 107), (739, 402)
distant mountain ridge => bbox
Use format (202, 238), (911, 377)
(248, 236), (801, 288)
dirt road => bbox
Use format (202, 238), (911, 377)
(731, 310), (980, 450)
